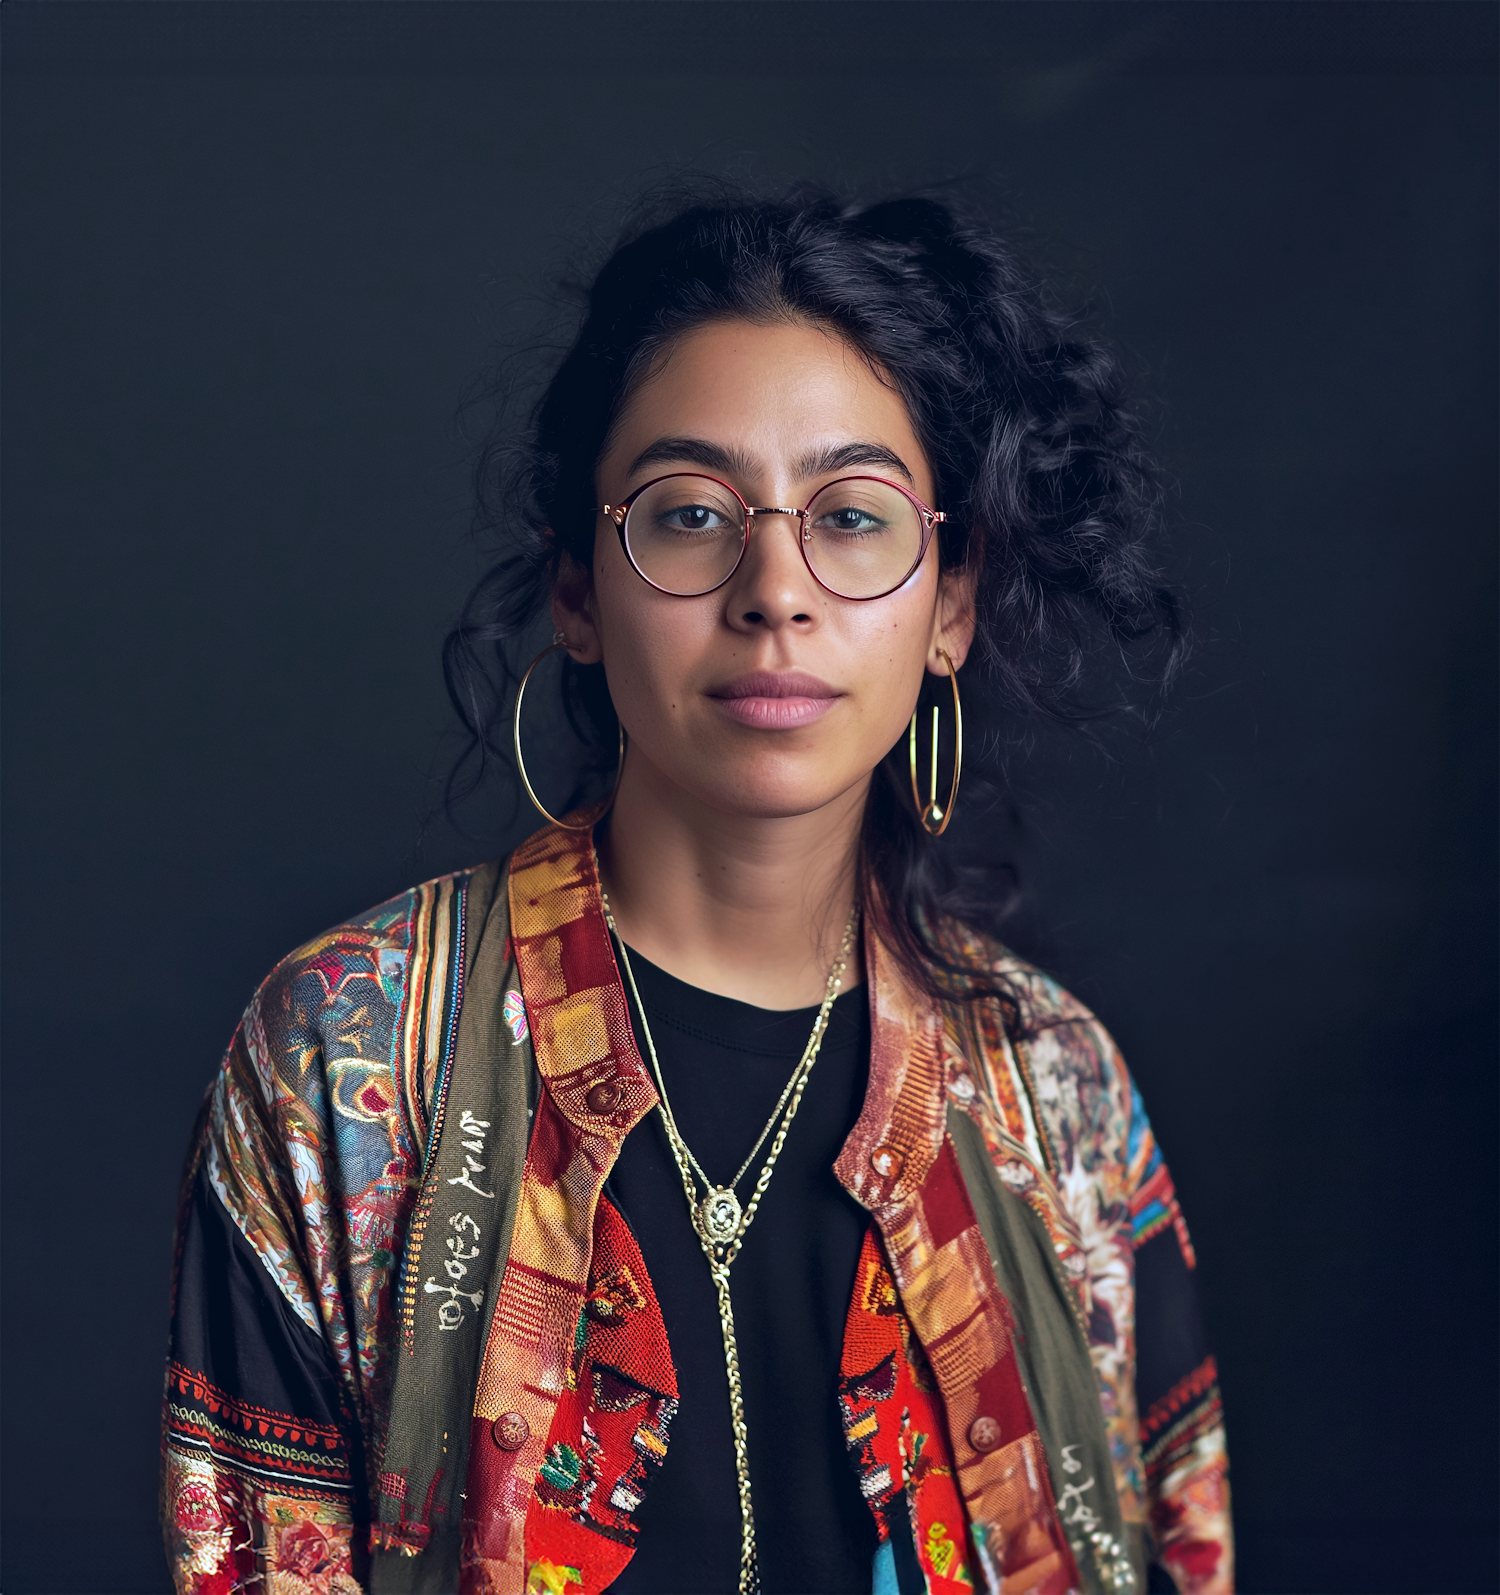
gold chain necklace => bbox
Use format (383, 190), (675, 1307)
(599, 889), (858, 1595)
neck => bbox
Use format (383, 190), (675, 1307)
(596, 761), (868, 1010)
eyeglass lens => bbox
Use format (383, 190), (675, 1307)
(622, 475), (926, 599)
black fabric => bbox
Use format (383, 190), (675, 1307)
(173, 1159), (354, 1439)
(1145, 1563), (1182, 1595)
(605, 948), (878, 1595)
(1132, 1225), (1209, 1420)
(882, 1503), (926, 1595)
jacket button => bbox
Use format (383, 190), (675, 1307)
(491, 1412), (529, 1450)
(870, 1144), (903, 1179)
(585, 1078), (624, 1115)
(968, 1415), (1002, 1453)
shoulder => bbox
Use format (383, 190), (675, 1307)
(230, 862), (498, 1118)
(197, 864), (501, 1378)
(935, 917), (1122, 1064)
(253, 864), (488, 1023)
(933, 916), (1134, 1156)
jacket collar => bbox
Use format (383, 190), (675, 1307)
(508, 819), (659, 1146)
(833, 908), (950, 1217)
(509, 818), (942, 1194)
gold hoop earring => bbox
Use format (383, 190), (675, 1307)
(512, 640), (625, 831)
(908, 648), (963, 837)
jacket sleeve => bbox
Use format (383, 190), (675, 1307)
(1126, 1082), (1233, 1594)
(161, 1008), (366, 1593)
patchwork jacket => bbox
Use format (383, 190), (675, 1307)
(162, 820), (1232, 1595)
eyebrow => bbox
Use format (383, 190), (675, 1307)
(626, 437), (761, 481)
(793, 442), (915, 488)
(625, 436), (917, 493)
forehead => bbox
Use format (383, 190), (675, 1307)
(604, 318), (932, 493)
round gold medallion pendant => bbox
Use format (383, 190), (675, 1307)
(696, 1188), (743, 1244)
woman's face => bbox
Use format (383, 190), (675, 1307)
(555, 317), (974, 823)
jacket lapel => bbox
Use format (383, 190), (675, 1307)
(835, 924), (1082, 1594)
(462, 823), (658, 1587)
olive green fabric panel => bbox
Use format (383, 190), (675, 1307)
(371, 1530), (463, 1594)
(371, 855), (535, 1595)
(947, 1105), (1143, 1595)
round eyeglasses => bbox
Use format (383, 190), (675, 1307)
(600, 472), (946, 601)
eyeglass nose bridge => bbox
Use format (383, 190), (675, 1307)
(744, 505), (811, 541)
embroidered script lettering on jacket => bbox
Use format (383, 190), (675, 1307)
(422, 1211), (485, 1330)
(1056, 1445), (1098, 1529)
(1057, 1475), (1098, 1530)
(423, 1108), (495, 1330)
(446, 1108), (496, 1199)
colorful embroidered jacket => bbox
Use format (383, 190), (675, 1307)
(162, 822), (1232, 1595)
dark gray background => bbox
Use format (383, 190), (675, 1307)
(4, 4), (1496, 1591)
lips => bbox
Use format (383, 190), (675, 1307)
(707, 670), (841, 730)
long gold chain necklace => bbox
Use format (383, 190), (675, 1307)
(599, 888), (858, 1595)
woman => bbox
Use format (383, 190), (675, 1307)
(162, 193), (1232, 1595)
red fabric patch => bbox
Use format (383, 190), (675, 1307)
(838, 1226), (979, 1595)
(1173, 1539), (1224, 1578)
(921, 1138), (977, 1252)
(522, 1198), (678, 1593)
(973, 1354), (1040, 1447)
(524, 1094), (573, 1189)
(553, 912), (624, 997)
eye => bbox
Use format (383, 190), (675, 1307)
(659, 502), (733, 535)
(812, 503), (890, 537)
(626, 476), (745, 556)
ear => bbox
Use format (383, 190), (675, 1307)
(550, 545), (604, 665)
(928, 563), (978, 674)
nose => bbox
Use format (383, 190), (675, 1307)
(725, 511), (821, 633)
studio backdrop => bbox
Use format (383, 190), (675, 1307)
(3, 4), (1496, 1593)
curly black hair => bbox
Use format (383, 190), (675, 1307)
(445, 187), (1184, 1001)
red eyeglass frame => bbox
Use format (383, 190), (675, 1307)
(599, 471), (947, 601)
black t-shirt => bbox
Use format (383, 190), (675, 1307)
(604, 946), (879, 1595)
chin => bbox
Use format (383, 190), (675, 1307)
(693, 769), (865, 823)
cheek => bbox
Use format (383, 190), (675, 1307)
(592, 538), (658, 663)
(851, 578), (938, 680)
(830, 607), (939, 760)
(591, 549), (709, 719)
